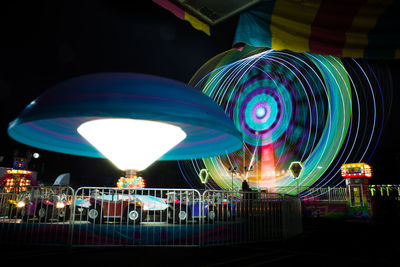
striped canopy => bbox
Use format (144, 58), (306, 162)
(234, 0), (400, 59)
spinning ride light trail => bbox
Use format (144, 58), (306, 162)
(179, 47), (386, 194)
(8, 73), (243, 174)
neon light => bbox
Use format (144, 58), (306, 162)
(6, 169), (32, 175)
(259, 143), (276, 189)
(289, 161), (304, 179)
(341, 163), (372, 178)
(178, 48), (385, 193)
(116, 176), (146, 189)
(198, 169), (209, 184)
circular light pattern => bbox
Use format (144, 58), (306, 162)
(255, 106), (266, 118)
(179, 47), (386, 195)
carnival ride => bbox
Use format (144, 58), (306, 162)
(178, 47), (386, 195)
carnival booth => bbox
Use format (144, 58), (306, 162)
(341, 163), (372, 219)
(0, 168), (38, 193)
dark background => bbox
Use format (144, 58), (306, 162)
(0, 1), (237, 188)
(0, 1), (399, 188)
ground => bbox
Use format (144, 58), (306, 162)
(1, 218), (398, 266)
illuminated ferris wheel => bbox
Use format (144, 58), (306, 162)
(179, 47), (385, 194)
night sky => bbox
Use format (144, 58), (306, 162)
(0, 1), (237, 188)
(1, 1), (399, 188)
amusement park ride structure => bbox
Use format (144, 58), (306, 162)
(0, 156), (38, 193)
(341, 163), (373, 219)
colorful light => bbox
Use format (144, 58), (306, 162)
(56, 202), (66, 209)
(6, 170), (32, 175)
(1, 168), (38, 193)
(369, 184), (400, 197)
(116, 176), (146, 189)
(16, 201), (26, 208)
(179, 46), (386, 193)
(3, 176), (31, 192)
(8, 73), (242, 168)
(341, 163), (373, 178)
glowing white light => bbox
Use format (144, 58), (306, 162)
(256, 107), (266, 117)
(77, 118), (187, 171)
(33, 152), (40, 159)
(56, 202), (65, 209)
(17, 201), (26, 208)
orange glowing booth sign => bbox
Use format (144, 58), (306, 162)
(341, 163), (372, 179)
(0, 169), (37, 192)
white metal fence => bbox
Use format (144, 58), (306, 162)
(0, 186), (302, 247)
(273, 186), (347, 203)
(301, 187), (347, 203)
(0, 186), (74, 245)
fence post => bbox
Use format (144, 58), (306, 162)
(200, 189), (205, 247)
(280, 194), (286, 241)
(68, 186), (76, 247)
(328, 186), (331, 203)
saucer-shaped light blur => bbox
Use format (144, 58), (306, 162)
(77, 118), (186, 171)
(8, 73), (243, 166)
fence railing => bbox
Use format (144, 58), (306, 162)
(0, 186), (74, 246)
(273, 186), (347, 203)
(301, 187), (347, 203)
(71, 187), (202, 246)
(0, 186), (302, 247)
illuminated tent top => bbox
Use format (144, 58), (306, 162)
(234, 0), (400, 59)
(8, 73), (242, 161)
(341, 163), (372, 179)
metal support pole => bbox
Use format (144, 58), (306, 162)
(328, 186), (331, 202)
(232, 172), (234, 191)
(229, 167), (237, 192)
